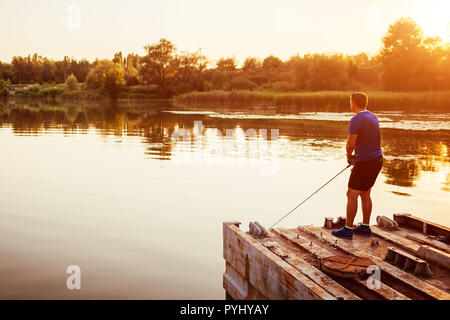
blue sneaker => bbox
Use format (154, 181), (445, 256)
(353, 224), (372, 236)
(332, 227), (353, 239)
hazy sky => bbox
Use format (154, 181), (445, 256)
(1, 0), (449, 64)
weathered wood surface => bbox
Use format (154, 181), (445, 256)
(273, 228), (409, 300)
(406, 233), (449, 254)
(371, 226), (421, 253)
(262, 235), (360, 300)
(393, 214), (450, 240)
(223, 262), (266, 300)
(417, 245), (450, 270)
(223, 222), (336, 300)
(384, 247), (432, 278)
(297, 225), (450, 300)
(372, 226), (450, 270)
(274, 228), (335, 258)
(223, 217), (449, 301)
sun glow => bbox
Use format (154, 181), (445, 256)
(411, 0), (450, 41)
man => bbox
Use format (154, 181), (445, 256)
(332, 92), (383, 240)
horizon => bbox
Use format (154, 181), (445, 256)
(2, 0), (449, 65)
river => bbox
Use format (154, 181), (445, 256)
(0, 100), (448, 299)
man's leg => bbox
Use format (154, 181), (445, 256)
(360, 188), (372, 225)
(332, 187), (360, 239)
(346, 187), (360, 228)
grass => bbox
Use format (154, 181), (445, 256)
(9, 84), (450, 112)
(9, 83), (164, 101)
(174, 90), (450, 111)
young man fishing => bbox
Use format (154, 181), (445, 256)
(332, 92), (383, 240)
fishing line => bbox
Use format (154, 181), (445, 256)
(269, 164), (352, 229)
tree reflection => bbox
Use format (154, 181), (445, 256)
(382, 158), (420, 187)
(0, 101), (448, 190)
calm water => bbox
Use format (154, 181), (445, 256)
(0, 100), (449, 299)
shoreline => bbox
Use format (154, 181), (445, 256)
(3, 89), (450, 114)
(173, 90), (450, 112)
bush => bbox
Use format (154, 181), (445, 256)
(39, 86), (65, 97)
(102, 64), (125, 97)
(29, 84), (40, 92)
(85, 60), (114, 89)
(260, 81), (297, 92)
(127, 84), (158, 94)
(125, 75), (140, 87)
(227, 76), (257, 91)
(174, 90), (450, 111)
(66, 73), (78, 90)
(0, 79), (11, 96)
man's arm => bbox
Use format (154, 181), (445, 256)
(346, 134), (358, 164)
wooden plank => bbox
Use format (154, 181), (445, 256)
(298, 225), (450, 300)
(417, 245), (450, 270)
(393, 214), (450, 240)
(223, 222), (336, 300)
(385, 246), (426, 263)
(263, 233), (360, 300)
(372, 226), (450, 269)
(371, 226), (421, 253)
(406, 233), (449, 254)
(223, 262), (249, 300)
(275, 228), (409, 300)
(274, 228), (335, 258)
(223, 262), (266, 300)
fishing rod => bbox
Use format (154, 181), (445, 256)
(269, 163), (352, 230)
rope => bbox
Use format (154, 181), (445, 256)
(269, 164), (352, 229)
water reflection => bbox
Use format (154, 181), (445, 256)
(0, 100), (449, 190)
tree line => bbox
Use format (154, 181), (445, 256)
(1, 17), (449, 97)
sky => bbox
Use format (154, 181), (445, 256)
(1, 0), (449, 65)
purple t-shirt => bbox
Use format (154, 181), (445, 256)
(349, 110), (383, 162)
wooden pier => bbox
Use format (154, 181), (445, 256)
(223, 214), (450, 300)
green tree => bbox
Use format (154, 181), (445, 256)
(65, 73), (78, 90)
(306, 54), (350, 90)
(172, 50), (207, 94)
(68, 59), (92, 83)
(112, 52), (124, 65)
(11, 56), (30, 84)
(227, 76), (257, 91)
(85, 60), (114, 89)
(380, 17), (441, 90)
(216, 57), (236, 72)
(0, 61), (13, 80)
(290, 55), (309, 90)
(262, 55), (282, 71)
(0, 79), (12, 96)
(41, 58), (55, 83)
(54, 56), (71, 83)
(140, 38), (177, 97)
(242, 57), (261, 72)
(124, 53), (141, 86)
(102, 64), (125, 97)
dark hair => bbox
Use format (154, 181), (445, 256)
(351, 92), (368, 109)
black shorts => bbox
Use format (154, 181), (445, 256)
(348, 155), (383, 191)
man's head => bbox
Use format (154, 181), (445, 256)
(350, 92), (368, 113)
